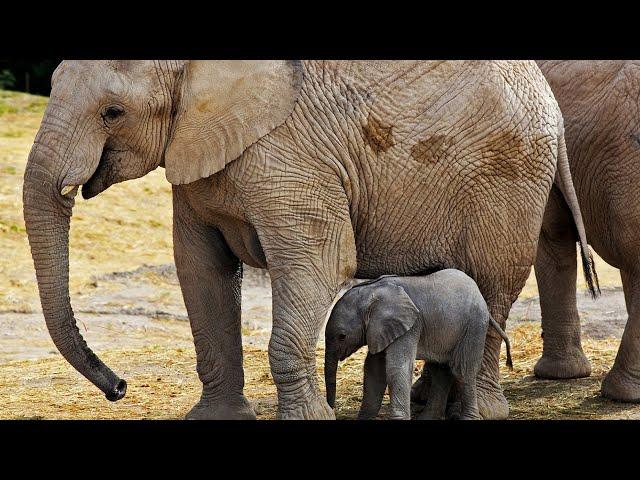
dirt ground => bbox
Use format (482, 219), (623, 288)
(2, 89), (640, 420)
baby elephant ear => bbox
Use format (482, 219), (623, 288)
(366, 284), (420, 354)
(164, 60), (303, 185)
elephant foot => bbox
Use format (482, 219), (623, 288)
(534, 349), (592, 379)
(186, 395), (257, 420)
(445, 399), (462, 420)
(417, 408), (444, 420)
(601, 366), (640, 403)
(277, 394), (335, 420)
(476, 383), (509, 420)
(357, 410), (379, 420)
(459, 413), (482, 420)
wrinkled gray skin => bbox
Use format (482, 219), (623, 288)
(23, 60), (595, 420)
(533, 61), (640, 402)
(324, 270), (512, 420)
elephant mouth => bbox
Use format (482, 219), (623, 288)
(82, 147), (127, 200)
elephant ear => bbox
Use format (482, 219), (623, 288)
(365, 284), (420, 355)
(164, 60), (303, 185)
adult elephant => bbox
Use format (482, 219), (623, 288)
(23, 60), (596, 419)
(534, 61), (640, 402)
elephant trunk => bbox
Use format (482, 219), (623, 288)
(23, 138), (126, 402)
(324, 352), (338, 409)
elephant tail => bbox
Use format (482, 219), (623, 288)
(555, 120), (600, 299)
(488, 315), (513, 370)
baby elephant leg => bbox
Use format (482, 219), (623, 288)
(456, 319), (488, 420)
(417, 363), (454, 420)
(385, 335), (418, 420)
(358, 352), (387, 420)
(459, 378), (482, 420)
(410, 366), (430, 405)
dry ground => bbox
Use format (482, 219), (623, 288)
(1, 89), (639, 420)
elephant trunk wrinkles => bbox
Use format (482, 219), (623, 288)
(23, 143), (126, 402)
(325, 353), (338, 409)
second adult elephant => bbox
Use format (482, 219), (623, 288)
(23, 60), (596, 419)
(535, 60), (640, 402)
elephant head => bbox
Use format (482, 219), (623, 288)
(324, 279), (419, 408)
(22, 60), (302, 400)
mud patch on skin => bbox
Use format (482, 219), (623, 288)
(411, 135), (452, 164)
(362, 114), (395, 153)
(476, 131), (525, 181)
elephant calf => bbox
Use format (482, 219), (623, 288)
(324, 270), (512, 420)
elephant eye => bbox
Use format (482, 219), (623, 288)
(338, 333), (347, 341)
(101, 105), (125, 125)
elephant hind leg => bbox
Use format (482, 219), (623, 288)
(602, 268), (640, 402)
(533, 186), (591, 380)
(475, 295), (511, 420)
(459, 378), (482, 420)
(416, 363), (454, 420)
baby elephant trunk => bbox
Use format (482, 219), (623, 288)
(488, 316), (513, 370)
(325, 353), (339, 409)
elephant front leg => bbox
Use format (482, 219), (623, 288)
(602, 268), (640, 402)
(268, 265), (355, 419)
(533, 194), (591, 379)
(384, 336), (417, 420)
(263, 210), (357, 419)
(173, 192), (254, 420)
(358, 352), (387, 420)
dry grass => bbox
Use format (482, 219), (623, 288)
(500, 323), (640, 419)
(1, 322), (638, 419)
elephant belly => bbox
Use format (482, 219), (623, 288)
(352, 153), (551, 288)
(216, 217), (268, 269)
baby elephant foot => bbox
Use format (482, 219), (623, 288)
(410, 374), (430, 406)
(459, 412), (482, 420)
(357, 409), (379, 420)
(388, 408), (411, 420)
(186, 395), (257, 420)
(417, 409), (444, 420)
(388, 414), (411, 420)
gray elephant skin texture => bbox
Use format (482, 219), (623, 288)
(324, 270), (512, 420)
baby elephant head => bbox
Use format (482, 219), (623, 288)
(324, 279), (420, 408)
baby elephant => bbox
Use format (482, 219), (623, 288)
(324, 269), (512, 420)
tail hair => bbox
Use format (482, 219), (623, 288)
(580, 245), (600, 300)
